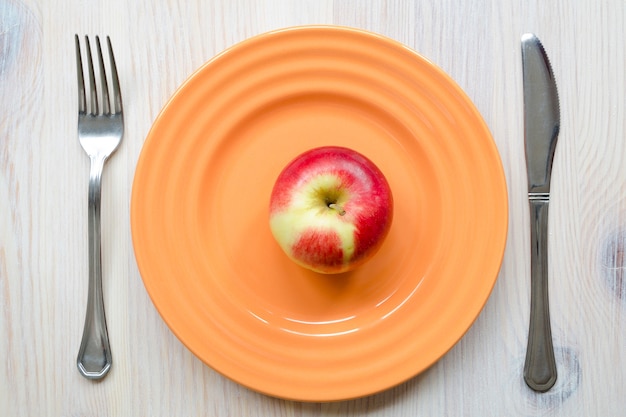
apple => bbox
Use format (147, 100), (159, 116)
(269, 146), (393, 274)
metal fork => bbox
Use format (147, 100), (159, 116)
(75, 35), (123, 380)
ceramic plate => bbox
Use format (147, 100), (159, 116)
(131, 26), (508, 402)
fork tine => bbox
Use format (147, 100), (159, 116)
(95, 36), (110, 115)
(75, 35), (86, 114)
(85, 36), (98, 115)
(106, 37), (122, 114)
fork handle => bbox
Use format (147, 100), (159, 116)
(524, 198), (557, 392)
(77, 156), (112, 380)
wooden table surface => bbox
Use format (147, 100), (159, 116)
(1, 0), (625, 415)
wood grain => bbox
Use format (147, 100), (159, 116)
(1, 0), (624, 416)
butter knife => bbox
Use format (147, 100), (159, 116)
(521, 33), (560, 392)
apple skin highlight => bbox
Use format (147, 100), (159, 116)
(269, 146), (393, 274)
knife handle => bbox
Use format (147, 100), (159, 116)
(524, 197), (557, 392)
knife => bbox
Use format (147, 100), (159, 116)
(521, 33), (560, 392)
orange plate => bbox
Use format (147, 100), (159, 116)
(131, 26), (508, 402)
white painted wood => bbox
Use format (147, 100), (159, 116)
(1, 0), (624, 415)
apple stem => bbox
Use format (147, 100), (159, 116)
(328, 203), (346, 216)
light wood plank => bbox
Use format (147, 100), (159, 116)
(0, 0), (624, 415)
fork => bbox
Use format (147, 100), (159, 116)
(75, 35), (123, 380)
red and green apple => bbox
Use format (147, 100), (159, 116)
(269, 146), (393, 274)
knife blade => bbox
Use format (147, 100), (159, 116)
(521, 33), (560, 393)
